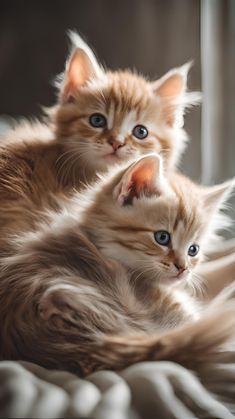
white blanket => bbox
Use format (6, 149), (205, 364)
(0, 360), (235, 418)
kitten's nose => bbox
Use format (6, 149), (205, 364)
(109, 138), (124, 151)
(174, 262), (186, 276)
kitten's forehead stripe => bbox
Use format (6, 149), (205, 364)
(173, 215), (180, 231)
(120, 111), (137, 137)
(105, 71), (150, 113)
(107, 101), (115, 130)
(170, 176), (200, 238)
(112, 226), (152, 233)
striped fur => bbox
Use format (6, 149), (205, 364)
(0, 155), (234, 376)
(0, 33), (199, 241)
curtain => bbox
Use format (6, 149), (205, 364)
(201, 0), (235, 184)
(201, 0), (235, 235)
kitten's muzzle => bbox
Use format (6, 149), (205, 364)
(174, 263), (187, 278)
(109, 138), (125, 151)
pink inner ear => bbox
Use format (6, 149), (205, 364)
(131, 165), (156, 194)
(63, 49), (92, 100)
(115, 155), (161, 205)
(127, 156), (160, 200)
(157, 74), (184, 98)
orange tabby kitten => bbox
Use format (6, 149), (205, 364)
(1, 155), (234, 375)
(0, 33), (199, 238)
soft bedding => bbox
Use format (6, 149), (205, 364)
(0, 360), (235, 418)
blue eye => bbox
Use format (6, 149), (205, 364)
(132, 125), (148, 140)
(154, 231), (171, 246)
(188, 244), (199, 257)
(89, 113), (107, 128)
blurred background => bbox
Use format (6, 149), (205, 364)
(0, 0), (234, 222)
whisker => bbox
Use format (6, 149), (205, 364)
(190, 272), (206, 297)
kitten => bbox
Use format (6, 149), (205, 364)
(0, 32), (199, 238)
(1, 155), (234, 376)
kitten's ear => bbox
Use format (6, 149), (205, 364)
(153, 63), (190, 98)
(151, 62), (199, 127)
(60, 32), (105, 102)
(203, 179), (235, 211)
(113, 155), (164, 205)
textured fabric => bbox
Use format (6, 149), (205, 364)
(0, 360), (235, 419)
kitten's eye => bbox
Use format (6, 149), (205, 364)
(154, 231), (171, 246)
(188, 244), (199, 257)
(132, 125), (148, 140)
(89, 113), (107, 128)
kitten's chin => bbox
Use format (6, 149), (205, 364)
(160, 271), (190, 284)
(103, 153), (122, 163)
(102, 150), (137, 165)
(92, 153), (123, 172)
(102, 152), (133, 165)
(87, 155), (118, 172)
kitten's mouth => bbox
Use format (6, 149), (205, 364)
(103, 152), (122, 161)
(171, 271), (188, 281)
(168, 275), (183, 282)
(164, 270), (188, 282)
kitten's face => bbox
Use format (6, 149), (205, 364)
(54, 34), (198, 175)
(56, 72), (178, 172)
(84, 156), (233, 286)
(91, 182), (204, 285)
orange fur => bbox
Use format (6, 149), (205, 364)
(0, 33), (198, 240)
(0, 155), (234, 376)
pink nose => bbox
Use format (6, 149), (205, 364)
(174, 263), (187, 276)
(109, 139), (124, 151)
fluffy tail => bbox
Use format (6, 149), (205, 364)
(91, 303), (235, 372)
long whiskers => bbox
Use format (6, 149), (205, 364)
(190, 271), (206, 297)
(56, 146), (93, 187)
(130, 259), (164, 283)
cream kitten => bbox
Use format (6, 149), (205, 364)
(0, 33), (199, 239)
(1, 155), (234, 376)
